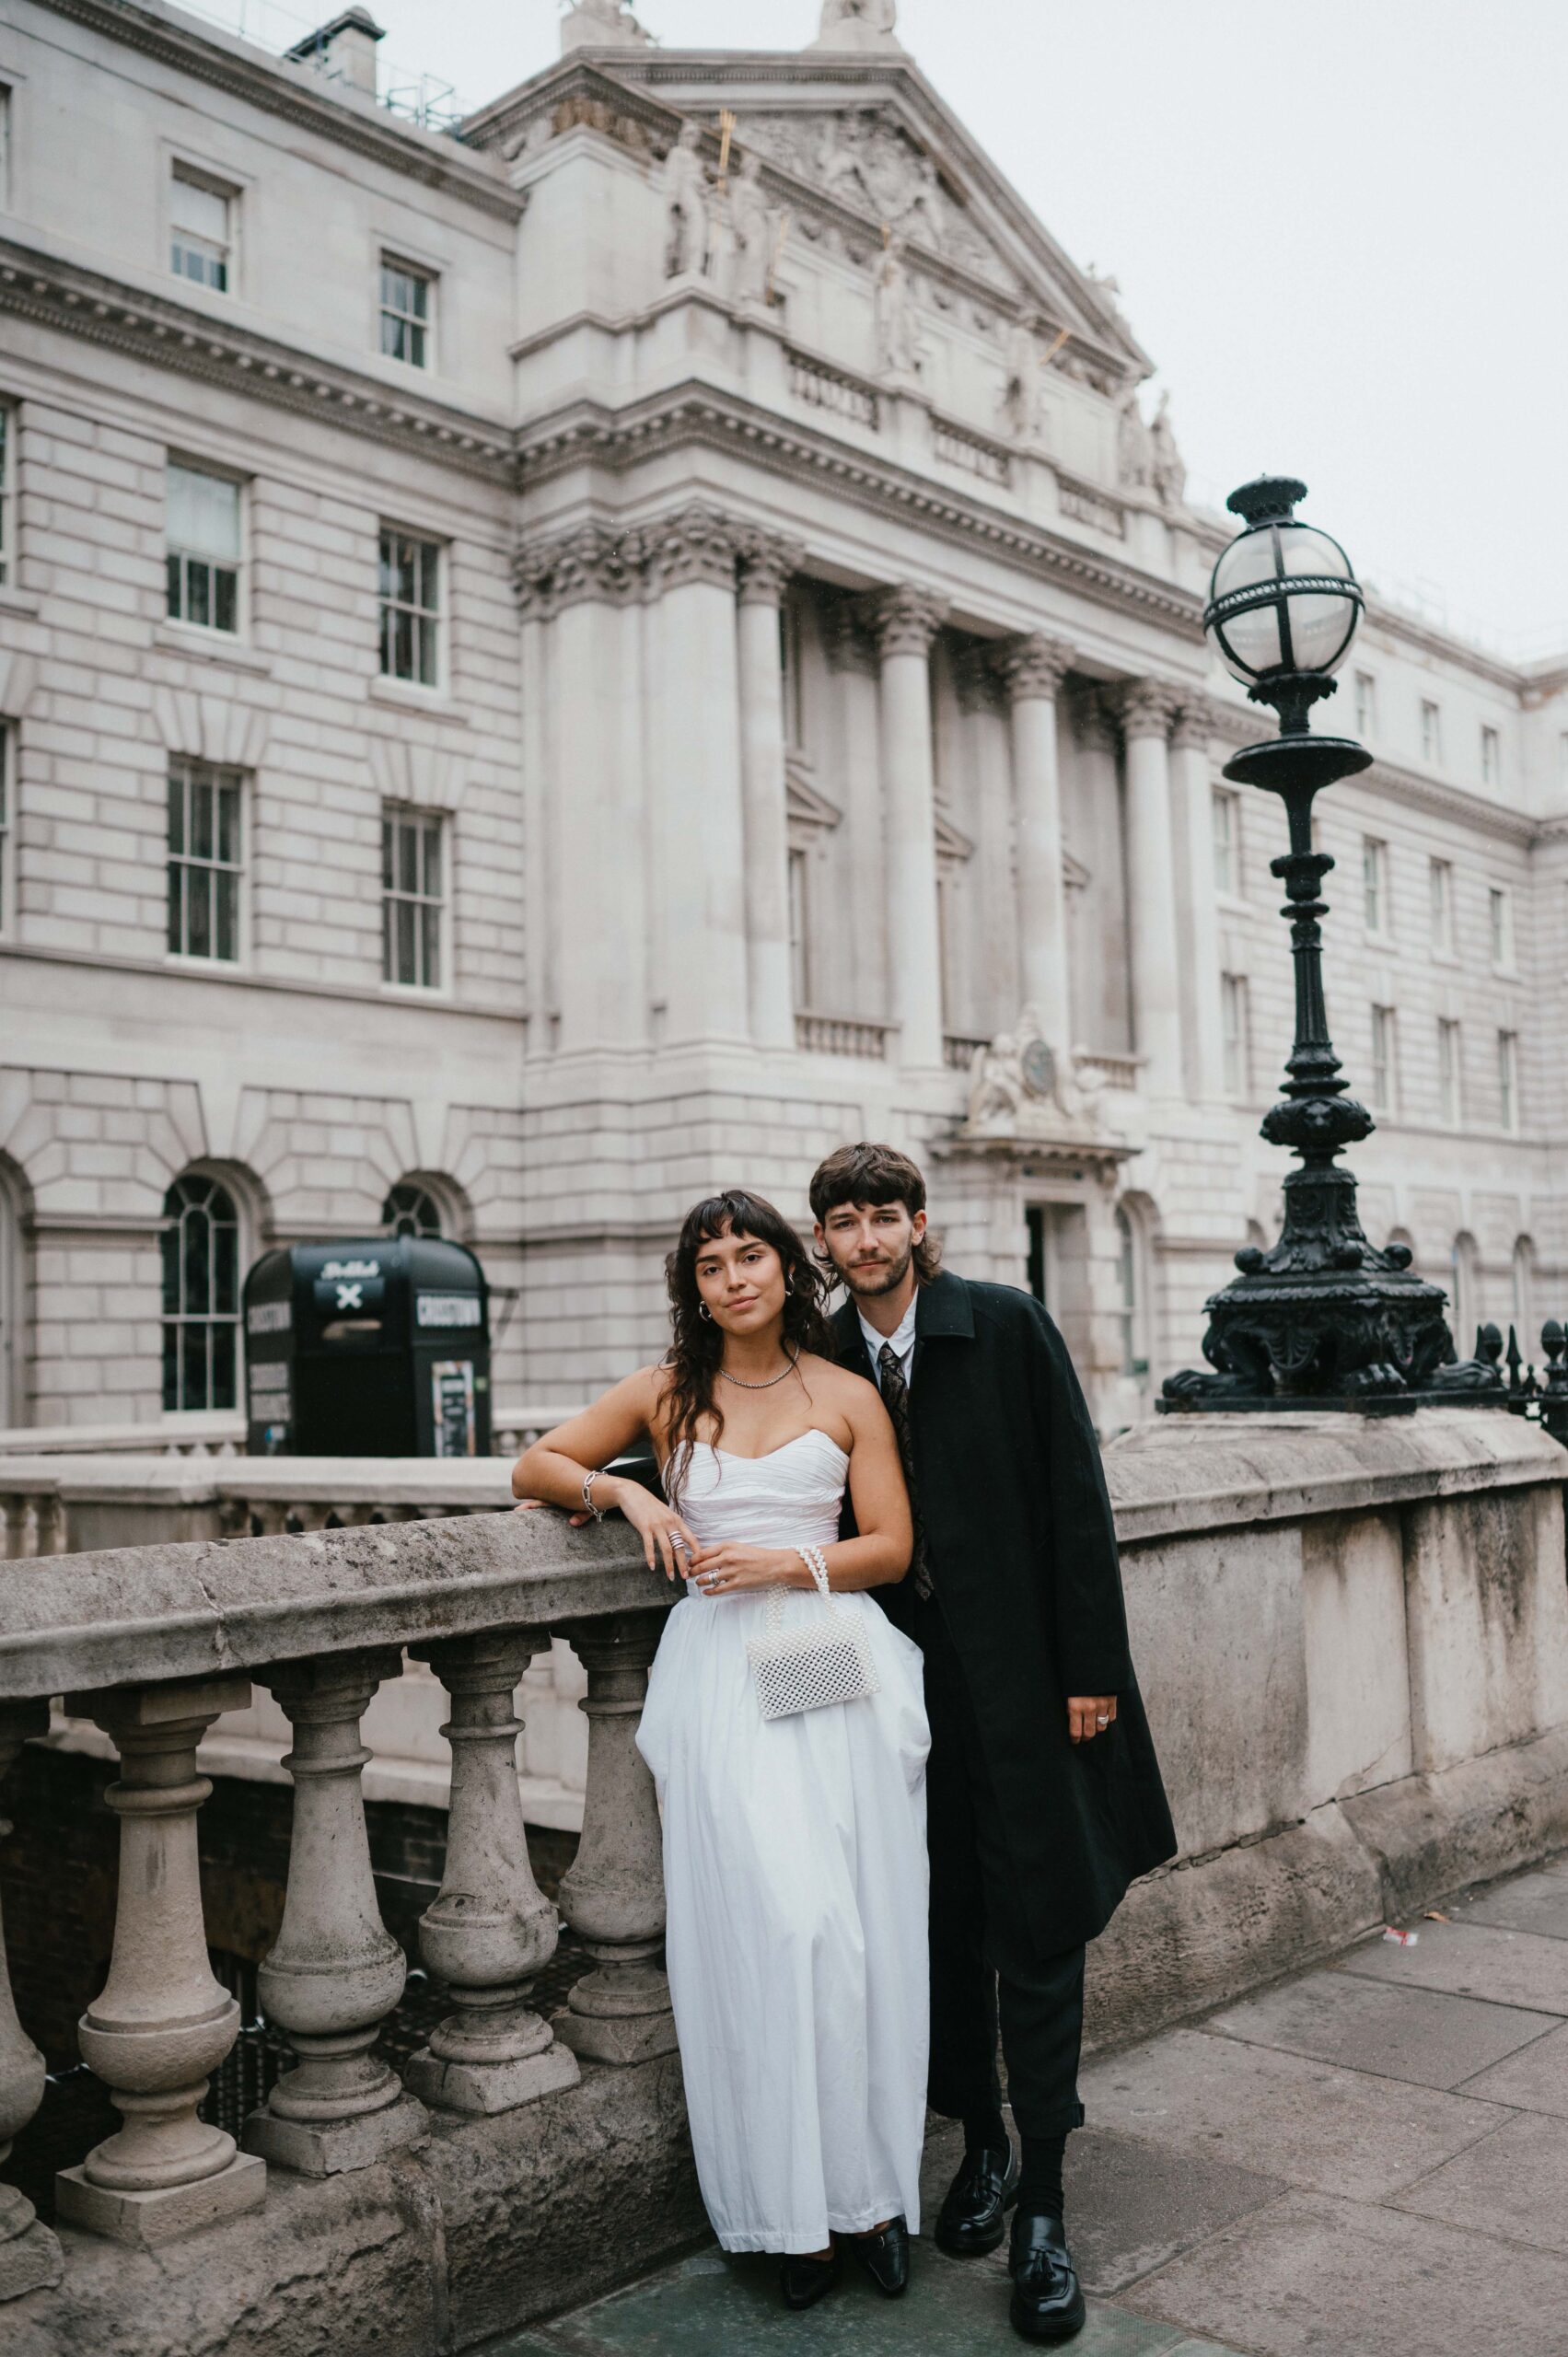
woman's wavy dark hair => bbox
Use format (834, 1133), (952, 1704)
(662, 1190), (832, 1504)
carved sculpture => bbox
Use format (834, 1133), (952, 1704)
(963, 1008), (1119, 1141)
(999, 316), (1045, 444)
(663, 122), (711, 280)
(723, 152), (772, 308)
(875, 239), (920, 378)
(1149, 390), (1186, 508)
(561, 0), (650, 47)
(898, 154), (945, 252)
(1116, 389), (1152, 492)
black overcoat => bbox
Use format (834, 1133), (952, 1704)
(834, 1271), (1176, 1956)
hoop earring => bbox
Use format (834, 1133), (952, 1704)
(699, 1303), (713, 1321)
(784, 1276), (794, 1296)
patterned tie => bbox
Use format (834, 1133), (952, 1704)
(878, 1342), (933, 1599)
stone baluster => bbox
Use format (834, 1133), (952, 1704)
(0, 1700), (63, 2299)
(1116, 679), (1186, 1099)
(404, 1630), (580, 2113)
(993, 633), (1075, 1055)
(55, 1676), (265, 2245)
(553, 1612), (677, 2064)
(859, 583), (950, 1068)
(244, 1652), (428, 2174)
(737, 528), (806, 1049)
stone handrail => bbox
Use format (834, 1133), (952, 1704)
(0, 1506), (672, 2292)
(0, 1407), (584, 1459)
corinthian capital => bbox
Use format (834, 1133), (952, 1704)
(736, 527), (807, 609)
(1170, 694), (1215, 752)
(1114, 678), (1184, 742)
(991, 632), (1075, 704)
(642, 502), (743, 594)
(512, 520), (645, 616)
(855, 582), (948, 660)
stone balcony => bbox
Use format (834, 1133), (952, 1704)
(2, 1410), (1567, 2352)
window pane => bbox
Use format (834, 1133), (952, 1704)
(395, 896), (415, 984)
(215, 564), (237, 633)
(168, 464), (241, 561)
(216, 782), (239, 866)
(168, 859), (183, 954)
(160, 1222), (180, 1316)
(383, 895), (395, 983)
(212, 1216), (238, 1315)
(416, 613), (437, 685)
(395, 537), (416, 609)
(422, 822), (441, 900)
(211, 1318), (236, 1411)
(188, 865), (212, 958)
(188, 560), (211, 631)
(381, 816), (394, 892)
(398, 818), (418, 894)
(378, 529), (395, 600)
(422, 900), (440, 989)
(393, 607), (413, 679)
(167, 772), (185, 854)
(166, 551), (183, 620)
(215, 869), (237, 961)
(408, 320), (426, 369)
(171, 173), (227, 243)
(192, 779), (214, 863)
(380, 311), (404, 362)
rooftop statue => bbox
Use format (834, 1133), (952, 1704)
(663, 122), (711, 281)
(809, 0), (903, 52)
(560, 0), (651, 51)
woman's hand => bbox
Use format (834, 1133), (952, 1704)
(685, 1541), (802, 1597)
(1067, 1695), (1119, 1745)
(606, 1479), (701, 1584)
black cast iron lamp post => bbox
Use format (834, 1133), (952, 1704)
(1163, 475), (1492, 1411)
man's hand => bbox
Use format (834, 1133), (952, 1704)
(1067, 1695), (1118, 1745)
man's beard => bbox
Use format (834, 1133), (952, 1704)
(837, 1239), (913, 1299)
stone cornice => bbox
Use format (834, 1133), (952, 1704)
(1200, 699), (1541, 847)
(0, 236), (516, 478)
(473, 56), (1138, 383)
(37, 0), (523, 223)
(517, 383), (1205, 639)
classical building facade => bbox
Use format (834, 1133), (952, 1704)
(2, 0), (1566, 1434)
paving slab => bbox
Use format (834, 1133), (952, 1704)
(494, 2245), (1242, 2356)
(1335, 1917), (1568, 2013)
(1455, 1864), (1568, 1941)
(1392, 2107), (1568, 2253)
(1080, 2026), (1510, 2200)
(1126, 2189), (1568, 2357)
(1459, 2016), (1568, 2113)
(1063, 2125), (1284, 2293)
(1205, 1961), (1556, 2087)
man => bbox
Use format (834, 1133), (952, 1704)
(810, 1142), (1176, 2346)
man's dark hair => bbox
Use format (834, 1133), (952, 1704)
(808, 1142), (943, 1283)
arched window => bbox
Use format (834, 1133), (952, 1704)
(1450, 1231), (1480, 1355)
(161, 1173), (240, 1411)
(383, 1182), (443, 1239)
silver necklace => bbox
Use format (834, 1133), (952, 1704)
(718, 1350), (799, 1390)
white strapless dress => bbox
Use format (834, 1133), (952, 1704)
(635, 1428), (932, 2254)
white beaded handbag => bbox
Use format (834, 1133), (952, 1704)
(747, 1543), (881, 1722)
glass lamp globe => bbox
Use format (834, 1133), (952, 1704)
(1205, 476), (1365, 690)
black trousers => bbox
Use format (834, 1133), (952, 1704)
(914, 1590), (1086, 2141)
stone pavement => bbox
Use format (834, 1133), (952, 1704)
(487, 1850), (1568, 2357)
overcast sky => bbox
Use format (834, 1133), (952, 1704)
(227, 0), (1568, 658)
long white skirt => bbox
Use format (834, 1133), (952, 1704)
(636, 1585), (931, 2254)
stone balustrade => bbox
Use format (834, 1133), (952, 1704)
(1, 1409), (1566, 2351)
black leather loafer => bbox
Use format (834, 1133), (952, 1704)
(853, 2216), (910, 2296)
(935, 2142), (1020, 2257)
(1008, 2212), (1086, 2343)
(780, 2249), (841, 2311)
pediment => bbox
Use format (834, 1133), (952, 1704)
(471, 52), (1147, 383)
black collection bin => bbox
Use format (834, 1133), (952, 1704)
(241, 1237), (491, 1457)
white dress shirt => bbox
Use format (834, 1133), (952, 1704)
(859, 1296), (918, 1393)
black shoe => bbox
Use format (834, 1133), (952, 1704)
(780, 2249), (841, 2311)
(935, 2142), (1020, 2257)
(1008, 2212), (1086, 2344)
(853, 2216), (910, 2296)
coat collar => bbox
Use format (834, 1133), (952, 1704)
(832, 1270), (974, 1362)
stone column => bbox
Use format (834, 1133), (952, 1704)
(518, 523), (648, 1055)
(643, 504), (749, 1044)
(737, 529), (806, 1049)
(55, 1676), (265, 2246)
(860, 583), (949, 1068)
(993, 633), (1075, 1052)
(1117, 679), (1185, 1100)
(244, 1652), (428, 2175)
(404, 1630), (579, 2115)
(0, 1701), (62, 2298)
(553, 1611), (677, 2065)
(1171, 697), (1226, 1102)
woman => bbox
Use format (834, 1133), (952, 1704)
(513, 1190), (929, 2309)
